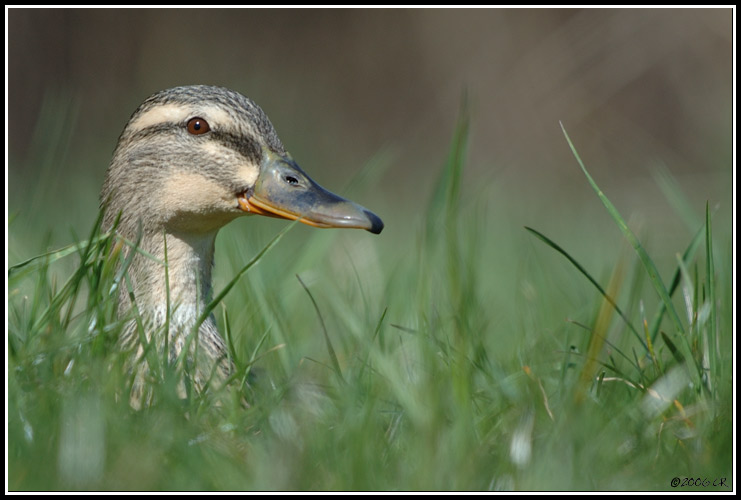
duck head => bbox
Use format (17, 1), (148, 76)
(101, 85), (383, 238)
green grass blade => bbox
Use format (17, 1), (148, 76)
(675, 252), (695, 328)
(704, 202), (717, 394)
(642, 314), (662, 373)
(359, 307), (388, 381)
(196, 220), (298, 330)
(566, 319), (641, 373)
(426, 91), (469, 239)
(8, 235), (108, 276)
(222, 306), (236, 368)
(674, 253), (706, 385)
(647, 225), (704, 343)
(162, 230), (171, 370)
(30, 210), (107, 333)
(560, 123), (685, 337)
(297, 273), (344, 384)
(660, 331), (684, 365)
(525, 226), (647, 351)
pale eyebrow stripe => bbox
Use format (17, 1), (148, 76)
(127, 105), (243, 135)
(128, 104), (191, 132)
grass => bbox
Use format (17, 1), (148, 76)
(6, 110), (734, 491)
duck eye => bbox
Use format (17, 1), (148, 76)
(186, 117), (210, 135)
(285, 175), (299, 186)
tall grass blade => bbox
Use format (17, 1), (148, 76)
(660, 331), (684, 365)
(673, 253), (705, 385)
(8, 236), (108, 276)
(196, 220), (298, 330)
(162, 230), (171, 370)
(642, 316), (662, 373)
(359, 307), (388, 381)
(426, 92), (469, 239)
(525, 226), (647, 351)
(560, 123), (685, 338)
(647, 225), (704, 343)
(704, 202), (717, 394)
(574, 251), (626, 404)
(222, 307), (236, 368)
(297, 273), (344, 384)
(30, 209), (107, 333)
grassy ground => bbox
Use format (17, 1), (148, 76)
(7, 110), (734, 491)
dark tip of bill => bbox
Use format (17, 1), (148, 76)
(365, 210), (384, 234)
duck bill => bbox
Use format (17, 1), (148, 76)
(238, 152), (383, 234)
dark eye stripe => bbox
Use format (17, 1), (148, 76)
(212, 131), (261, 164)
(121, 121), (262, 165)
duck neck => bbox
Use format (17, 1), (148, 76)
(120, 229), (218, 331)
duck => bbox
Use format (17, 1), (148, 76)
(100, 85), (383, 407)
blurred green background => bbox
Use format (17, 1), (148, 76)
(8, 8), (732, 248)
(7, 7), (734, 492)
